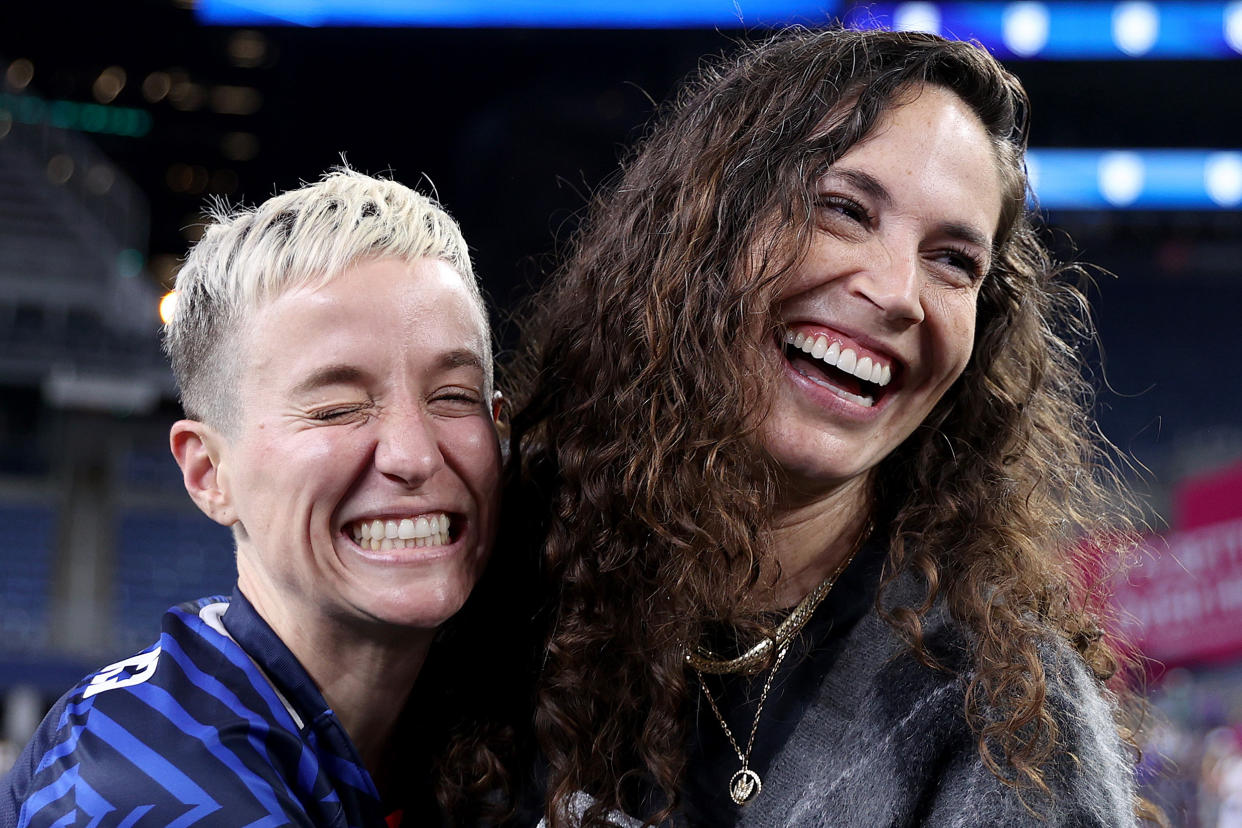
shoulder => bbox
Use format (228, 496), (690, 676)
(1, 597), (320, 828)
(763, 581), (1138, 827)
(895, 601), (1139, 826)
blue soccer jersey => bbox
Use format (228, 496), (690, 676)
(2, 591), (404, 827)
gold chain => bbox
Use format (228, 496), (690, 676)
(685, 542), (863, 676)
(695, 643), (790, 805)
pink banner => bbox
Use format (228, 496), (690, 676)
(1112, 518), (1242, 668)
(1176, 459), (1242, 529)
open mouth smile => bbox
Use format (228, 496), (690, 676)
(781, 328), (895, 408)
(344, 513), (453, 550)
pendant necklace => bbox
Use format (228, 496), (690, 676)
(695, 642), (790, 805)
(687, 538), (864, 805)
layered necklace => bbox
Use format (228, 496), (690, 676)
(687, 544), (861, 806)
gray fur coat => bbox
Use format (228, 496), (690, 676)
(738, 574), (1138, 827)
(553, 574), (1138, 827)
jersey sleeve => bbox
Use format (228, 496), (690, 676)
(1, 647), (327, 828)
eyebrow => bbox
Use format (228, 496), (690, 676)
(290, 364), (367, 397)
(289, 350), (487, 397)
(821, 168), (994, 250)
(939, 221), (993, 252)
(437, 348), (486, 373)
(824, 168), (894, 209)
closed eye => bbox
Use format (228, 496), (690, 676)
(310, 404), (368, 422)
(429, 388), (484, 415)
(436, 392), (481, 404)
(939, 245), (987, 283)
(815, 195), (874, 228)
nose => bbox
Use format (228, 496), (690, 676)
(855, 239), (925, 325)
(374, 404), (445, 488)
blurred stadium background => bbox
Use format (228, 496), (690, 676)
(1, 1), (1240, 822)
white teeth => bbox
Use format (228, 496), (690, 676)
(348, 513), (452, 550)
(783, 328), (894, 389)
(837, 348), (857, 374)
(795, 365), (876, 408)
(834, 387), (875, 407)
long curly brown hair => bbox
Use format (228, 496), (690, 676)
(506, 27), (1158, 826)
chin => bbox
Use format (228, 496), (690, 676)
(363, 578), (476, 631)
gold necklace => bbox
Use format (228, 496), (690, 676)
(685, 544), (862, 676)
(687, 541), (864, 805)
(695, 643), (790, 805)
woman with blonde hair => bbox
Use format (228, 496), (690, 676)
(506, 26), (1159, 827)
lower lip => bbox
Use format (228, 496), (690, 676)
(781, 351), (890, 423)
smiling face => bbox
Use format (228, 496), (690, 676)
(762, 85), (1004, 508)
(208, 257), (500, 642)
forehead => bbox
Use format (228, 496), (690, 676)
(832, 86), (1004, 232)
(240, 257), (489, 390)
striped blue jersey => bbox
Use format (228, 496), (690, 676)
(2, 590), (401, 828)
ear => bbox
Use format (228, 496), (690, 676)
(491, 390), (510, 456)
(491, 390), (506, 425)
(170, 419), (237, 527)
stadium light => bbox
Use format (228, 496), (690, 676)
(849, 1), (1242, 58)
(1027, 149), (1242, 209)
(196, 0), (843, 28)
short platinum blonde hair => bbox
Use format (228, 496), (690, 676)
(163, 168), (487, 429)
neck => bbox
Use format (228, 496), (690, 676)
(238, 582), (433, 783)
(770, 475), (872, 607)
(311, 631), (432, 775)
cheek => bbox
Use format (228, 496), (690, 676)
(241, 431), (368, 516)
(926, 291), (980, 376)
(440, 420), (502, 494)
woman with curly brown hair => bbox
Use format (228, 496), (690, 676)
(505, 26), (1159, 827)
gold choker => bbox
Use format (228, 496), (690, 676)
(685, 543), (862, 676)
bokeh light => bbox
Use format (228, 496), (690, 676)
(92, 66), (127, 104)
(1098, 151), (1145, 206)
(159, 290), (178, 325)
(45, 154), (74, 185)
(5, 58), (34, 90)
(117, 249), (144, 279)
(85, 164), (116, 196)
(227, 30), (270, 67)
(894, 2), (941, 33)
(1205, 153), (1242, 207)
(1113, 2), (1160, 57)
(142, 71), (172, 103)
(1003, 2), (1050, 57)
